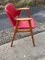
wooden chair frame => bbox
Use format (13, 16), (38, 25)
(11, 7), (35, 47)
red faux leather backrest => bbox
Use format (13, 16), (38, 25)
(5, 3), (19, 26)
(5, 3), (17, 17)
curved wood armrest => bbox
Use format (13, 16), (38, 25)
(15, 18), (32, 21)
(16, 7), (30, 11)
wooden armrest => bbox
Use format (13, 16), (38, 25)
(16, 7), (30, 11)
(15, 18), (32, 21)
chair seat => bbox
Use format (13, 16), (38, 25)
(14, 18), (36, 29)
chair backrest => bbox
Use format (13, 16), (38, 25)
(5, 3), (18, 26)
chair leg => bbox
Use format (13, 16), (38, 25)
(11, 21), (19, 47)
(28, 20), (35, 47)
(11, 29), (17, 47)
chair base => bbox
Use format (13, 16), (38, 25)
(11, 20), (35, 47)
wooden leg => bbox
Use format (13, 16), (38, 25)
(28, 20), (35, 47)
(11, 21), (19, 47)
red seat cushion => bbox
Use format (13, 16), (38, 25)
(14, 18), (36, 29)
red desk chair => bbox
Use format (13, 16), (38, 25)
(5, 3), (36, 47)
